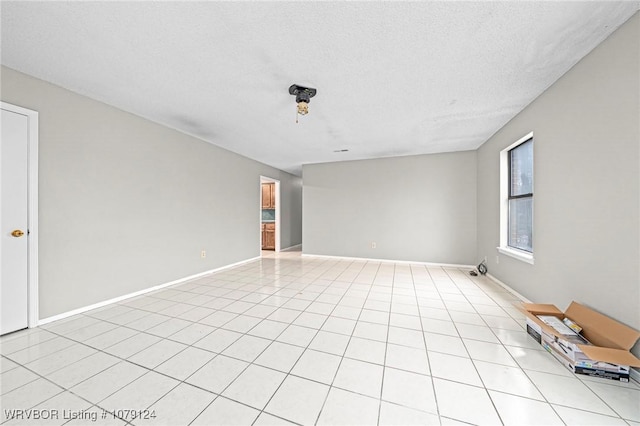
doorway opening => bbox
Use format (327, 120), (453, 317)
(1, 102), (39, 335)
(260, 176), (280, 255)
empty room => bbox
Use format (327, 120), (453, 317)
(1, 1), (639, 425)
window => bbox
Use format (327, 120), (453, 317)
(499, 132), (534, 264)
(508, 138), (533, 252)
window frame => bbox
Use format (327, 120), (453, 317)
(498, 132), (534, 264)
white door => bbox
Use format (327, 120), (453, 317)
(1, 108), (29, 335)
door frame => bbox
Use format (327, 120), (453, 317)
(1, 101), (39, 329)
(259, 176), (280, 253)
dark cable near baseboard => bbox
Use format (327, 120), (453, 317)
(470, 260), (488, 276)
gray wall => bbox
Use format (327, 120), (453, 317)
(1, 66), (302, 319)
(476, 13), (639, 351)
(303, 152), (477, 265)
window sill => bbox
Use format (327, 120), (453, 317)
(497, 246), (534, 265)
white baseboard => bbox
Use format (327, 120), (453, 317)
(485, 273), (532, 303)
(280, 244), (302, 252)
(38, 256), (260, 326)
(301, 252), (474, 269)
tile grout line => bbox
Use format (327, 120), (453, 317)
(3, 256), (337, 425)
(410, 263), (443, 424)
(443, 266), (509, 425)
(313, 260), (382, 425)
(449, 268), (595, 425)
(376, 262), (396, 426)
(181, 256), (362, 425)
(185, 256), (343, 425)
(244, 257), (361, 425)
(3, 255), (638, 425)
(0, 266), (556, 422)
(455, 269), (632, 423)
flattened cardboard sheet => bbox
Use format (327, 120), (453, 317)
(566, 302), (640, 351)
(578, 345), (640, 368)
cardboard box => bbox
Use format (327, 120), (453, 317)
(520, 302), (640, 382)
(544, 343), (631, 381)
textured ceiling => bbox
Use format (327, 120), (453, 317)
(2, 1), (638, 175)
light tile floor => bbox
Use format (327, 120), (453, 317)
(2, 250), (639, 425)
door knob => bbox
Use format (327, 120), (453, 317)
(11, 230), (24, 238)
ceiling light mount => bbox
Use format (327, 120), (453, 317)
(289, 84), (317, 122)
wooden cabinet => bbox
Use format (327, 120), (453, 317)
(262, 222), (275, 250)
(261, 183), (276, 250)
(261, 183), (275, 209)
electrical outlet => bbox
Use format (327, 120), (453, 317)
(371, 242), (377, 249)
(201, 250), (206, 258)
(496, 255), (499, 264)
